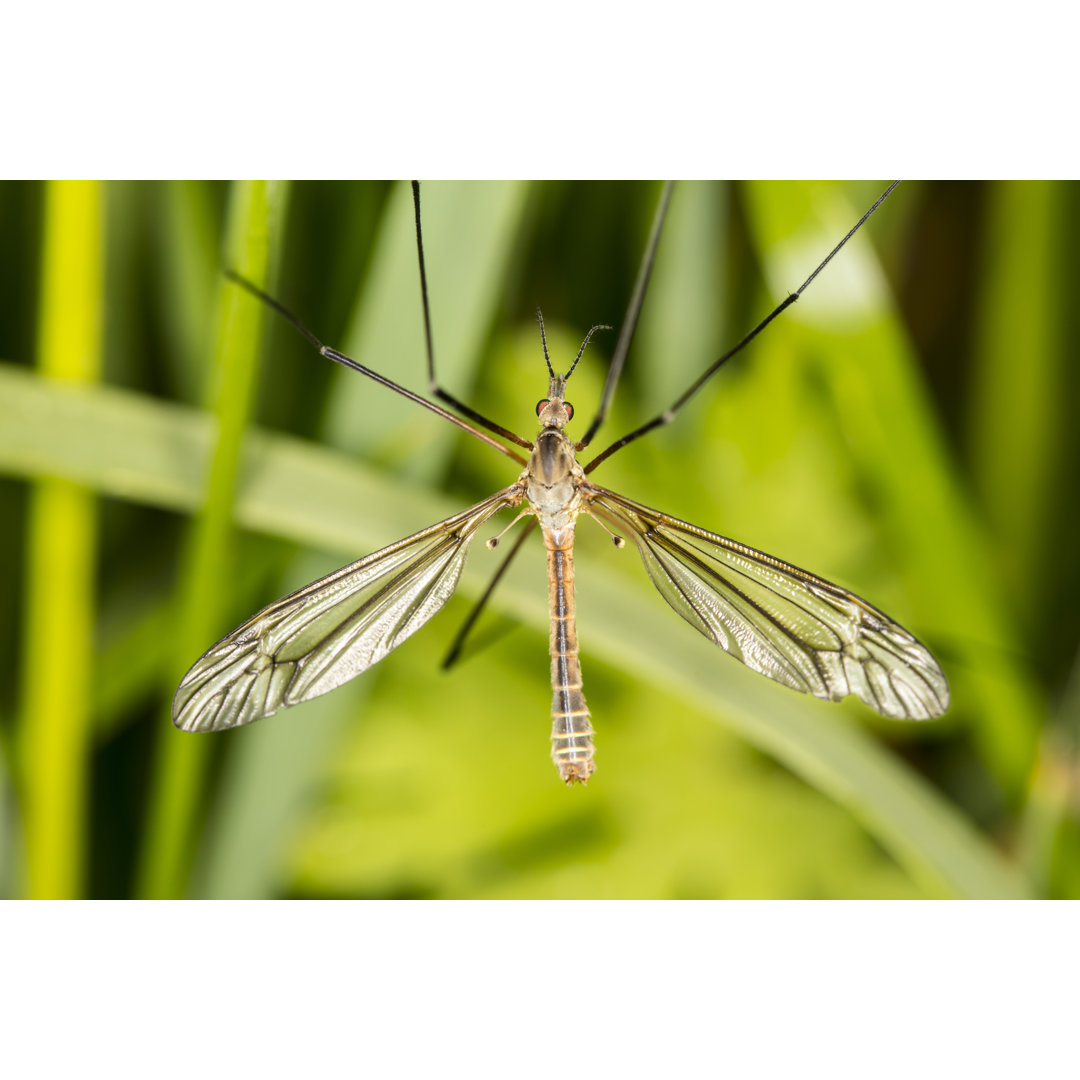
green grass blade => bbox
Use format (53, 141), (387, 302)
(0, 363), (449, 545)
(327, 181), (530, 463)
(136, 180), (290, 899)
(966, 182), (1077, 887)
(639, 181), (727, 437)
(17, 181), (105, 898)
(968, 182), (1066, 625)
(154, 181), (222, 403)
(0, 363), (1030, 897)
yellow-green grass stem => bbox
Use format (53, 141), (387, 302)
(19, 181), (105, 898)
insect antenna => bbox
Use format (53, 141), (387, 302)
(584, 181), (901, 474)
(224, 269), (527, 465)
(566, 322), (613, 380)
(411, 181), (533, 450)
(536, 307), (554, 377)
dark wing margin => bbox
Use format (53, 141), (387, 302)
(173, 487), (520, 733)
(588, 489), (949, 720)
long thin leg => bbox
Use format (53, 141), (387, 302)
(576, 180), (674, 451)
(583, 181), (902, 475)
(411, 181), (533, 450)
(441, 518), (537, 670)
(226, 270), (527, 466)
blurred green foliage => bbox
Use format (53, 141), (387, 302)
(0, 180), (1076, 899)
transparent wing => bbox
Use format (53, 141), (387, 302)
(589, 489), (949, 720)
(173, 486), (520, 733)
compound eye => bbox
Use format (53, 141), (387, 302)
(535, 399), (549, 416)
(564, 402), (574, 421)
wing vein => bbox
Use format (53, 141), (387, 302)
(587, 485), (949, 719)
(173, 486), (521, 732)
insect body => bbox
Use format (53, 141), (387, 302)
(173, 182), (950, 784)
(527, 362), (601, 782)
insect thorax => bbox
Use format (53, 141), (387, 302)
(524, 429), (584, 529)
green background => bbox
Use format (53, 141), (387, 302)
(0, 180), (1076, 899)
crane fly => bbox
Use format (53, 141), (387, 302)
(173, 181), (950, 784)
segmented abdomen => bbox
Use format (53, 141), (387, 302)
(545, 526), (595, 784)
